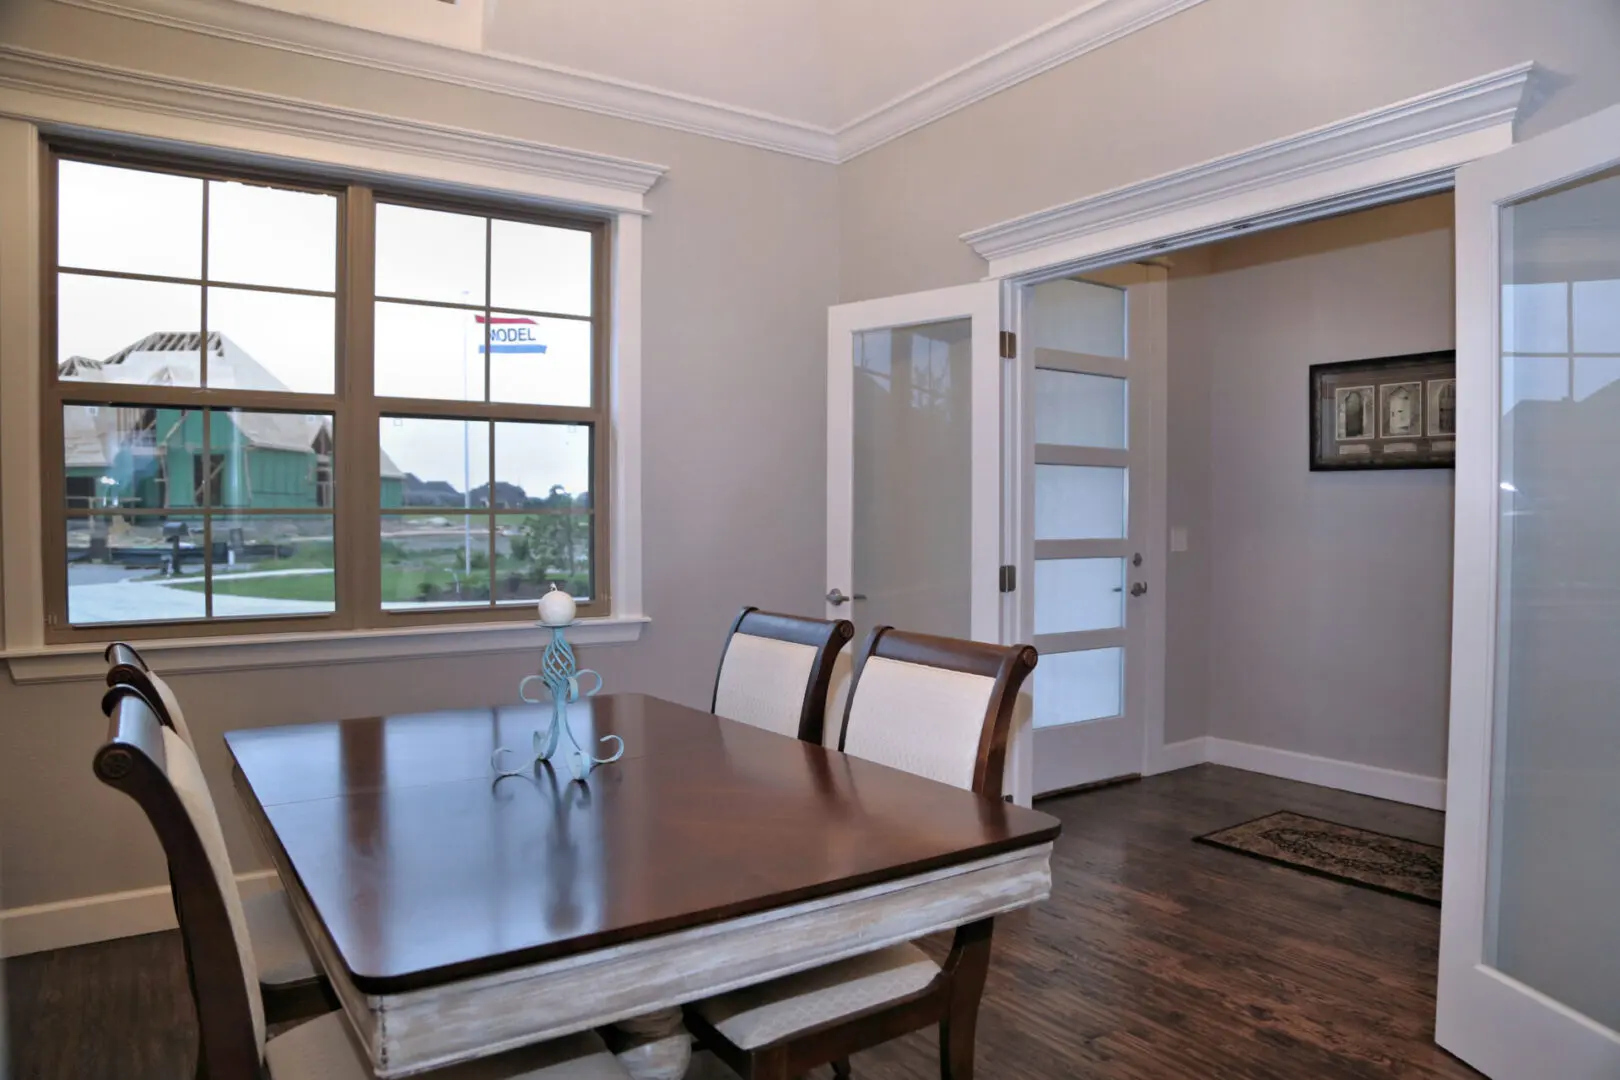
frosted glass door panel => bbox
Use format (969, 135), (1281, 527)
(1034, 465), (1126, 540)
(1031, 648), (1123, 728)
(1034, 369), (1127, 449)
(1488, 167), (1620, 1031)
(1573, 279), (1620, 350)
(1026, 278), (1125, 357)
(853, 319), (972, 642)
(1034, 559), (1124, 635)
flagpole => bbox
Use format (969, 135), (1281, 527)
(463, 297), (472, 578)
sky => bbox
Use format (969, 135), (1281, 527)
(55, 159), (594, 497)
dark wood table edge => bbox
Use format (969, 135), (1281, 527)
(226, 712), (1063, 997)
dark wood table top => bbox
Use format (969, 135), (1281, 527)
(226, 693), (1061, 994)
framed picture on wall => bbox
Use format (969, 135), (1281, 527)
(1310, 351), (1456, 470)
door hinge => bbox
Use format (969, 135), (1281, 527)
(999, 330), (1016, 359)
(999, 564), (1016, 593)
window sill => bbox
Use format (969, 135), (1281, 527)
(2, 615), (649, 685)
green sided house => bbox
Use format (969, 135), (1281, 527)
(62, 330), (405, 510)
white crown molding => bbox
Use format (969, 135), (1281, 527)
(836, 0), (1209, 160)
(963, 61), (1536, 278)
(47, 0), (1208, 164)
(0, 43), (667, 211)
(50, 0), (843, 162)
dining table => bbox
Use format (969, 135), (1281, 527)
(226, 692), (1062, 1079)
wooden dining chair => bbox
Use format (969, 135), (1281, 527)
(710, 608), (854, 744)
(105, 641), (194, 747)
(93, 684), (637, 1080)
(104, 641), (333, 1025)
(686, 626), (1038, 1080)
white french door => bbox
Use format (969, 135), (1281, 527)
(1439, 98), (1620, 1077)
(1017, 266), (1166, 796)
(825, 282), (1004, 650)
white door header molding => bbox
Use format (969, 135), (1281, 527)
(48, 0), (1207, 164)
(0, 43), (667, 213)
(962, 62), (1536, 279)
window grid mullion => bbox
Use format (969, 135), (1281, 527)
(484, 215), (493, 405)
(372, 291), (591, 323)
(345, 183), (379, 630)
(56, 265), (337, 302)
(200, 178), (210, 389)
(201, 408), (213, 617)
(487, 417), (497, 607)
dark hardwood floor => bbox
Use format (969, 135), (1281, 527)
(3, 765), (1480, 1079)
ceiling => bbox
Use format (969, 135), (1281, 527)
(485, 0), (1096, 130)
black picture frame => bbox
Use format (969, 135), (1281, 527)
(1309, 350), (1456, 471)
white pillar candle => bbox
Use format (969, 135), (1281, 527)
(538, 585), (577, 626)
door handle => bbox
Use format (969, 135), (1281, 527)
(1130, 582), (1148, 598)
(826, 588), (868, 606)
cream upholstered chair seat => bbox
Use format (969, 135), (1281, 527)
(691, 943), (938, 1050)
(93, 686), (636, 1080)
(711, 608), (854, 745)
(266, 1018), (629, 1079)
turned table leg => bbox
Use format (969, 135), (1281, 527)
(604, 1007), (693, 1080)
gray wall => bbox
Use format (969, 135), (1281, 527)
(1163, 244), (1216, 746)
(0, 0), (839, 910)
(837, 0), (1620, 303)
(4, 0), (1618, 914)
(1165, 195), (1456, 777)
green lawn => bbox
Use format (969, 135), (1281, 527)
(173, 574), (336, 602)
(168, 566), (496, 604)
(160, 531), (585, 605)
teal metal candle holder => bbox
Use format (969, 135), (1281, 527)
(493, 623), (624, 783)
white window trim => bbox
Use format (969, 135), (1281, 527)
(0, 48), (665, 683)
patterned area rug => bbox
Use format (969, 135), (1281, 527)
(1196, 811), (1442, 904)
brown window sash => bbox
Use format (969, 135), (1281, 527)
(40, 142), (612, 644)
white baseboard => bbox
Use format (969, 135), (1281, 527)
(1204, 737), (1446, 810)
(1144, 735), (1445, 810)
(0, 868), (278, 958)
(1146, 736), (1210, 775)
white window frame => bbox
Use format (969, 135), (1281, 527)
(0, 52), (665, 682)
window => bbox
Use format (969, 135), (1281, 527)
(44, 147), (609, 641)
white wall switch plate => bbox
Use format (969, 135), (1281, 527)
(1170, 526), (1188, 553)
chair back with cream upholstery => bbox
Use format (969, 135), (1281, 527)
(838, 627), (1037, 799)
(711, 608), (854, 744)
(105, 641), (195, 750)
(94, 684), (266, 1076)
